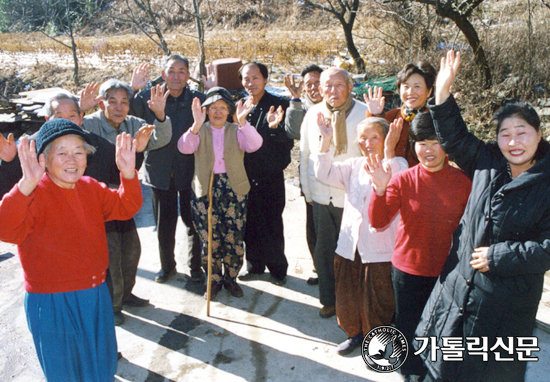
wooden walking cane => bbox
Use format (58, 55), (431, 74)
(206, 171), (215, 316)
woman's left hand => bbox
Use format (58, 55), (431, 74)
(236, 98), (254, 126)
(384, 118), (403, 160)
(116, 132), (137, 179)
(267, 105), (284, 129)
(470, 247), (490, 272)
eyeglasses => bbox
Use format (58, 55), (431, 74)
(209, 107), (229, 113)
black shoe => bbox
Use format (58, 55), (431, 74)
(238, 270), (263, 281)
(336, 334), (363, 356)
(114, 311), (125, 326)
(155, 268), (177, 283)
(123, 294), (150, 307)
(204, 281), (223, 300)
(270, 276), (287, 286)
(224, 280), (244, 297)
(190, 270), (205, 283)
(307, 276), (319, 285)
(319, 305), (336, 318)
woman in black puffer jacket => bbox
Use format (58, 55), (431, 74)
(414, 51), (550, 382)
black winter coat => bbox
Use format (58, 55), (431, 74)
(414, 96), (550, 382)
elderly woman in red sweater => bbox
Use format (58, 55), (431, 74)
(0, 119), (143, 382)
(366, 112), (471, 382)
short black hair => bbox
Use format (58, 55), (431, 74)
(301, 64), (323, 77)
(409, 111), (437, 142)
(396, 61), (436, 91)
(163, 54), (190, 71)
(493, 99), (549, 162)
(239, 61), (269, 80)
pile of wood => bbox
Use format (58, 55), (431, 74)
(0, 88), (63, 138)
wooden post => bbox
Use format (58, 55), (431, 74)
(206, 171), (215, 316)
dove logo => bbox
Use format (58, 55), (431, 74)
(361, 326), (408, 373)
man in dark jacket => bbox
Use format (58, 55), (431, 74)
(237, 61), (293, 285)
(130, 55), (205, 284)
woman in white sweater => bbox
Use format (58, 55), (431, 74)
(314, 115), (408, 356)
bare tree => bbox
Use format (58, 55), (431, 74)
(8, 0), (101, 86)
(173, 0), (207, 90)
(385, 0), (491, 87)
(110, 0), (172, 55)
(300, 0), (366, 73)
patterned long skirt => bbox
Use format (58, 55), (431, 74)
(191, 173), (248, 283)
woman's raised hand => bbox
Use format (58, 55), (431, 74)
(236, 98), (254, 126)
(116, 132), (137, 179)
(435, 50), (461, 105)
(190, 97), (206, 134)
(17, 137), (45, 196)
(317, 112), (333, 153)
(364, 153), (391, 196)
(363, 85), (385, 115)
(384, 118), (403, 160)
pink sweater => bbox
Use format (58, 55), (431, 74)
(0, 172), (143, 293)
(178, 121), (263, 174)
(369, 162), (471, 277)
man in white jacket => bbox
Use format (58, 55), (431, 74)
(299, 68), (368, 318)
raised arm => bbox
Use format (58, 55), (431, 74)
(429, 50), (487, 177)
(363, 85), (385, 116)
(17, 137), (45, 196)
(0, 133), (17, 162)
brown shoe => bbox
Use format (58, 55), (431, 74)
(319, 305), (336, 318)
(224, 280), (244, 298)
(204, 281), (223, 300)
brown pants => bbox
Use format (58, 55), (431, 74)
(334, 252), (395, 338)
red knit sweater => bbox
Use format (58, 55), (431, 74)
(0, 172), (143, 293)
(369, 162), (471, 277)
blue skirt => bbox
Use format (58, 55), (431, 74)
(25, 282), (118, 382)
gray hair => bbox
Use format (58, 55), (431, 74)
(356, 117), (389, 137)
(320, 67), (351, 86)
(163, 54), (190, 71)
(42, 135), (96, 160)
(99, 79), (134, 100)
(44, 92), (81, 118)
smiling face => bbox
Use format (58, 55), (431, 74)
(497, 116), (542, 177)
(358, 123), (385, 158)
(48, 98), (83, 126)
(303, 71), (322, 104)
(100, 88), (130, 129)
(319, 69), (353, 108)
(207, 99), (230, 129)
(415, 139), (447, 172)
(241, 64), (267, 102)
(162, 59), (190, 97)
(43, 135), (87, 189)
(400, 73), (432, 110)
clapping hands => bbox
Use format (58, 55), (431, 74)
(266, 105), (284, 129)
